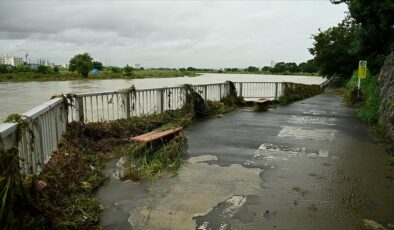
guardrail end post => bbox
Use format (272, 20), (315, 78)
(275, 82), (279, 100)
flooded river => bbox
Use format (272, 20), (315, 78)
(0, 74), (324, 121)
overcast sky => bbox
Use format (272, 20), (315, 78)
(0, 1), (347, 68)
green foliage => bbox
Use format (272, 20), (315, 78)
(109, 66), (122, 73)
(0, 64), (12, 73)
(298, 59), (319, 73)
(310, 17), (358, 79)
(358, 85), (381, 125)
(0, 147), (46, 229)
(388, 156), (394, 166)
(343, 71), (381, 125)
(123, 64), (134, 77)
(92, 61), (103, 71)
(331, 0), (394, 74)
(279, 83), (323, 105)
(125, 135), (188, 179)
(15, 63), (30, 73)
(37, 65), (52, 74)
(246, 66), (260, 73)
(69, 53), (93, 78)
(260, 60), (318, 75)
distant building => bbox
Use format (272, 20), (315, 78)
(37, 58), (51, 67)
(135, 64), (141, 68)
(0, 55), (24, 66)
(61, 63), (69, 68)
(270, 60), (276, 68)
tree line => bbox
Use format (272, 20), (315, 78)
(310, 0), (393, 80)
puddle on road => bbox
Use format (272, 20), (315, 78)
(127, 155), (264, 229)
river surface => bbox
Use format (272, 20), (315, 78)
(0, 73), (324, 121)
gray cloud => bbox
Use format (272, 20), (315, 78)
(0, 1), (347, 68)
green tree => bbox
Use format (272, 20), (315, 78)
(14, 63), (30, 73)
(271, 62), (286, 73)
(0, 64), (10, 73)
(309, 18), (358, 79)
(298, 59), (318, 73)
(37, 65), (52, 74)
(246, 66), (259, 73)
(69, 53), (93, 77)
(331, 0), (394, 74)
(123, 65), (134, 76)
(92, 61), (103, 71)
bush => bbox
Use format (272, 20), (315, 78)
(343, 71), (381, 125)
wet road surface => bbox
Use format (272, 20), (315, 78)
(96, 89), (394, 229)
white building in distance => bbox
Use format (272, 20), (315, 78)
(0, 55), (24, 66)
(270, 60), (276, 68)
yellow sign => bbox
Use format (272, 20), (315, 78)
(358, 60), (367, 79)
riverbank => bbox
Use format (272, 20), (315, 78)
(0, 69), (197, 82)
(0, 70), (321, 83)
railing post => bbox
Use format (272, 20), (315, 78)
(160, 88), (165, 114)
(275, 82), (278, 100)
(204, 85), (207, 100)
(219, 84), (222, 99)
(75, 96), (84, 122)
(123, 93), (131, 119)
(239, 82), (243, 97)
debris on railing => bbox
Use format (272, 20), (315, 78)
(279, 83), (323, 105)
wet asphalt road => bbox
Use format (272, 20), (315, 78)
(98, 89), (394, 229)
(186, 89), (394, 229)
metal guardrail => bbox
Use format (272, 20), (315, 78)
(0, 80), (325, 174)
(0, 98), (67, 174)
(67, 83), (231, 122)
(234, 82), (283, 100)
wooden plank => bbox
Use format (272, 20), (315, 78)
(130, 127), (183, 143)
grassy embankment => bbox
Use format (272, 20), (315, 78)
(342, 71), (393, 163)
(0, 69), (198, 82)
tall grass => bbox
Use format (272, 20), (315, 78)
(343, 71), (381, 125)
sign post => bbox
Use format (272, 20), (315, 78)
(357, 60), (367, 99)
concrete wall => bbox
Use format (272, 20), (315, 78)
(378, 51), (394, 140)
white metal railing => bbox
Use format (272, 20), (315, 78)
(0, 80), (327, 174)
(234, 82), (283, 100)
(67, 82), (231, 123)
(0, 97), (67, 174)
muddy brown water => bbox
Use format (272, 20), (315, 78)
(96, 89), (394, 229)
(0, 74), (324, 121)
